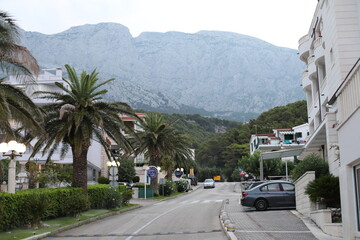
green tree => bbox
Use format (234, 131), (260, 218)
(291, 153), (329, 181)
(134, 114), (192, 194)
(118, 159), (136, 183)
(0, 11), (44, 139)
(0, 11), (39, 77)
(238, 151), (282, 179)
(31, 64), (136, 191)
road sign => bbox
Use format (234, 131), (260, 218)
(109, 166), (118, 176)
(174, 170), (182, 178)
(147, 167), (158, 178)
(214, 176), (221, 181)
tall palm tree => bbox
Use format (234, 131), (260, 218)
(135, 114), (193, 194)
(31, 64), (136, 191)
(0, 11), (43, 138)
(0, 11), (39, 77)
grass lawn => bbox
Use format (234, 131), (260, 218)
(0, 204), (137, 240)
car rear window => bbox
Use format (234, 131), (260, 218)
(282, 183), (295, 191)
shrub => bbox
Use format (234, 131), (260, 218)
(291, 153), (329, 181)
(159, 180), (176, 196)
(305, 174), (341, 208)
(175, 180), (188, 192)
(121, 190), (133, 205)
(0, 187), (90, 231)
(88, 185), (122, 209)
(97, 176), (110, 184)
(132, 176), (140, 183)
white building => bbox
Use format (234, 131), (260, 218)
(249, 123), (309, 157)
(298, 0), (360, 238)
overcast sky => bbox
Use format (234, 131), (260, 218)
(1, 0), (317, 49)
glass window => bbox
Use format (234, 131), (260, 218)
(261, 183), (280, 191)
(282, 183), (295, 191)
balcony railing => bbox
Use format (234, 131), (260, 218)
(337, 60), (360, 125)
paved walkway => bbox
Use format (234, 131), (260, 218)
(221, 183), (343, 240)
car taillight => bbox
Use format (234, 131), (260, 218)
(242, 192), (248, 197)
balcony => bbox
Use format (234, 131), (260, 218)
(307, 55), (317, 80)
(302, 71), (311, 90)
(298, 35), (310, 62)
(314, 38), (325, 65)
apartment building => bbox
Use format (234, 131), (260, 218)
(298, 0), (360, 238)
(249, 123), (309, 156)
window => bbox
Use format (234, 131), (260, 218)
(261, 183), (281, 191)
(282, 183), (295, 191)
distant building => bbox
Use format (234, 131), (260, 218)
(249, 124), (309, 159)
(298, 0), (360, 238)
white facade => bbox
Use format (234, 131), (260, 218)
(249, 124), (308, 156)
(298, 0), (360, 238)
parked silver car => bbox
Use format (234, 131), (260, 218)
(241, 181), (295, 211)
(203, 179), (215, 189)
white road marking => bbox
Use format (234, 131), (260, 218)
(125, 205), (183, 240)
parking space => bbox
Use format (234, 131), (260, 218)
(224, 198), (317, 240)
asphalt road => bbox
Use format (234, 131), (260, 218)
(46, 182), (237, 240)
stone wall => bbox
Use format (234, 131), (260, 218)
(294, 171), (316, 216)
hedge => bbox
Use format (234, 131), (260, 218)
(0, 185), (133, 231)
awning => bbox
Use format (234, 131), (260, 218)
(260, 148), (305, 160)
(279, 131), (295, 134)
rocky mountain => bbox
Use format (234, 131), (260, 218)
(21, 22), (305, 121)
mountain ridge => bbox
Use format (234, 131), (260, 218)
(20, 22), (304, 121)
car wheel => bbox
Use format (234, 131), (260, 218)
(255, 199), (268, 211)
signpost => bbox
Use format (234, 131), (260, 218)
(144, 166), (160, 199)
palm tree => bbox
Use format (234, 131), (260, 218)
(0, 11), (43, 138)
(31, 64), (136, 191)
(0, 11), (39, 77)
(0, 79), (44, 139)
(134, 114), (193, 194)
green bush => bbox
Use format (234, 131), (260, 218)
(305, 174), (341, 208)
(159, 180), (176, 196)
(97, 176), (110, 184)
(0, 187), (89, 231)
(88, 185), (122, 209)
(175, 180), (188, 192)
(291, 153), (329, 181)
(132, 176), (140, 183)
(118, 186), (132, 205)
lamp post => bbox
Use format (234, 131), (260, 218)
(106, 160), (120, 188)
(0, 140), (26, 193)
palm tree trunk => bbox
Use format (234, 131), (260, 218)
(72, 144), (89, 192)
(150, 176), (159, 195)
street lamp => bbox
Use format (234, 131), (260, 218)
(0, 140), (26, 193)
(106, 160), (120, 187)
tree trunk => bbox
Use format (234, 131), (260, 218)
(150, 175), (159, 195)
(72, 144), (89, 192)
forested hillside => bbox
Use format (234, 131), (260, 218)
(139, 111), (241, 148)
(195, 100), (307, 180)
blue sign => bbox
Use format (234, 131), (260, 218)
(147, 167), (158, 179)
(174, 170), (182, 178)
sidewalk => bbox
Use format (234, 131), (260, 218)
(220, 183), (343, 240)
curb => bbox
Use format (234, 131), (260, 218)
(219, 199), (237, 240)
(23, 205), (142, 240)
